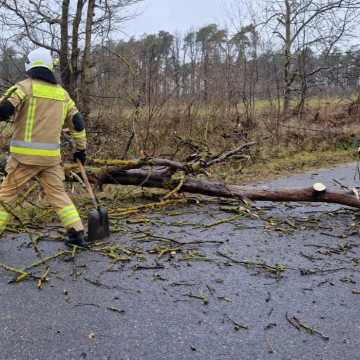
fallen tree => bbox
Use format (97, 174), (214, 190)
(72, 141), (360, 209)
(1, 141), (358, 209)
(98, 167), (360, 208)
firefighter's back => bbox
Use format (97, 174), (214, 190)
(9, 78), (72, 166)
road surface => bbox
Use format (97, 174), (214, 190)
(1, 163), (360, 360)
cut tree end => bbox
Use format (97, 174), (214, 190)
(313, 182), (327, 193)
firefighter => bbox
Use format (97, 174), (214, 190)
(0, 48), (87, 247)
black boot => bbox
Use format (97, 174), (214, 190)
(65, 229), (87, 247)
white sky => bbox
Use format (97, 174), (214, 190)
(123, 0), (230, 38)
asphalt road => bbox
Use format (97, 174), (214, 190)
(1, 163), (360, 360)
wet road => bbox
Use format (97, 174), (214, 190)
(1, 163), (360, 360)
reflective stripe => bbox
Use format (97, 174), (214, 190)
(31, 60), (53, 71)
(11, 140), (60, 150)
(72, 130), (86, 139)
(61, 210), (80, 224)
(24, 83), (65, 143)
(62, 102), (67, 125)
(62, 211), (79, 221)
(0, 210), (10, 221)
(5, 86), (16, 97)
(15, 88), (26, 101)
(63, 215), (81, 227)
(5, 86), (26, 100)
(25, 97), (36, 142)
(32, 83), (65, 101)
(0, 210), (10, 233)
(57, 205), (81, 228)
(10, 146), (60, 157)
(63, 100), (76, 124)
(32, 60), (46, 66)
(67, 99), (76, 112)
(58, 205), (79, 218)
(10, 142), (61, 157)
(58, 205), (76, 216)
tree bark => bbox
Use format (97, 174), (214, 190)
(97, 168), (360, 209)
(69, 0), (85, 101)
(60, 0), (70, 91)
(283, 0), (292, 114)
(80, 0), (96, 116)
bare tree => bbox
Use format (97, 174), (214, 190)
(264, 0), (360, 113)
(0, 0), (143, 115)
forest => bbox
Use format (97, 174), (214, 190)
(0, 0), (360, 180)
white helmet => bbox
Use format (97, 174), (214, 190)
(25, 48), (54, 72)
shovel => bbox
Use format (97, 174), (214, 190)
(77, 160), (110, 242)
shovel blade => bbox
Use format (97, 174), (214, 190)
(87, 207), (110, 242)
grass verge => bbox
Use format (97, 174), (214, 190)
(218, 148), (357, 184)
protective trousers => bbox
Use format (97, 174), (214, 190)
(0, 157), (84, 234)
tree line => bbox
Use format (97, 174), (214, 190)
(0, 0), (360, 120)
(91, 26), (360, 111)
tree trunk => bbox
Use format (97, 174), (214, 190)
(60, 0), (70, 91)
(283, 0), (292, 114)
(69, 0), (84, 102)
(79, 0), (95, 116)
(97, 168), (360, 209)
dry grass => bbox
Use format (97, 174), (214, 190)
(0, 95), (358, 185)
(78, 97), (360, 187)
(217, 148), (356, 184)
(88, 94), (360, 155)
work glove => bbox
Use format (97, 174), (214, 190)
(73, 149), (86, 165)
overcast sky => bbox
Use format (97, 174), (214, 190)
(123, 0), (230, 38)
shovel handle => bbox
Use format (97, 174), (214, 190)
(77, 160), (98, 209)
